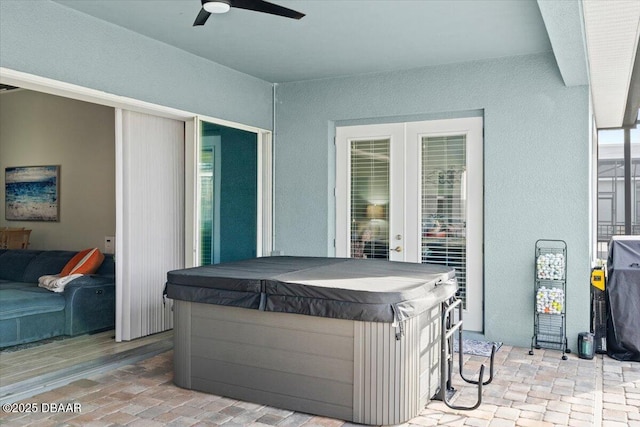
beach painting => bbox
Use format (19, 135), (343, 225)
(5, 165), (60, 221)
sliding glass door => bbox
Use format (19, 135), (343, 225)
(197, 120), (258, 265)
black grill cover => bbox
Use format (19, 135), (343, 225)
(606, 237), (640, 361)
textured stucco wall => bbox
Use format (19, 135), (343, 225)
(0, 0), (273, 130)
(274, 52), (590, 348)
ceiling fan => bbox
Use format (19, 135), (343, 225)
(194, 0), (305, 26)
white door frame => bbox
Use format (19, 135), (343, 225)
(0, 67), (274, 335)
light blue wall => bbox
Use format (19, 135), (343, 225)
(0, 0), (273, 130)
(274, 52), (590, 348)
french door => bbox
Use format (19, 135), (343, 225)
(336, 117), (483, 331)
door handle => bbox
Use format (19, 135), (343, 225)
(390, 246), (403, 253)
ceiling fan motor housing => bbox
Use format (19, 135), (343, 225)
(202, 0), (231, 14)
(194, 0), (305, 26)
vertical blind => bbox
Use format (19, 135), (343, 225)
(350, 139), (390, 259)
(117, 110), (184, 341)
(421, 135), (468, 306)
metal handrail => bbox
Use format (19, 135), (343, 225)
(459, 342), (496, 385)
(434, 297), (487, 411)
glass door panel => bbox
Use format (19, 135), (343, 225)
(197, 120), (258, 265)
(350, 139), (390, 259)
(421, 135), (468, 304)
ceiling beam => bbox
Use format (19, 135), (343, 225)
(537, 0), (589, 87)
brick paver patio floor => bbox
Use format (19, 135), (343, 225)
(1, 345), (638, 426)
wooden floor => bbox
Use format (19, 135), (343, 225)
(0, 330), (173, 403)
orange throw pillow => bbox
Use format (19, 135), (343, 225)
(60, 248), (105, 277)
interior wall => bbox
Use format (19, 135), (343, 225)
(0, 0), (273, 131)
(0, 90), (115, 251)
(274, 52), (591, 348)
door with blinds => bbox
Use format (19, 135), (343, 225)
(336, 117), (483, 331)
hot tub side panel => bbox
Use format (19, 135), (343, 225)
(352, 305), (441, 425)
(175, 301), (355, 421)
(173, 300), (442, 425)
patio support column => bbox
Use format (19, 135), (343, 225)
(624, 127), (631, 235)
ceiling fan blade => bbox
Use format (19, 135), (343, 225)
(193, 8), (212, 26)
(231, 0), (305, 19)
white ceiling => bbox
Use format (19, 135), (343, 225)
(583, 0), (640, 129)
(54, 0), (553, 83)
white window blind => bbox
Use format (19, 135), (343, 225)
(421, 135), (468, 305)
(350, 139), (390, 259)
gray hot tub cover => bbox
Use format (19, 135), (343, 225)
(606, 237), (640, 362)
(165, 256), (457, 324)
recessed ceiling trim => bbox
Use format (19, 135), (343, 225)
(583, 0), (640, 129)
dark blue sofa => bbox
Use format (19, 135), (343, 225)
(0, 249), (115, 348)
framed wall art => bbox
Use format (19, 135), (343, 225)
(5, 165), (60, 221)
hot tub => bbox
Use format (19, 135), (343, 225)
(165, 256), (456, 425)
